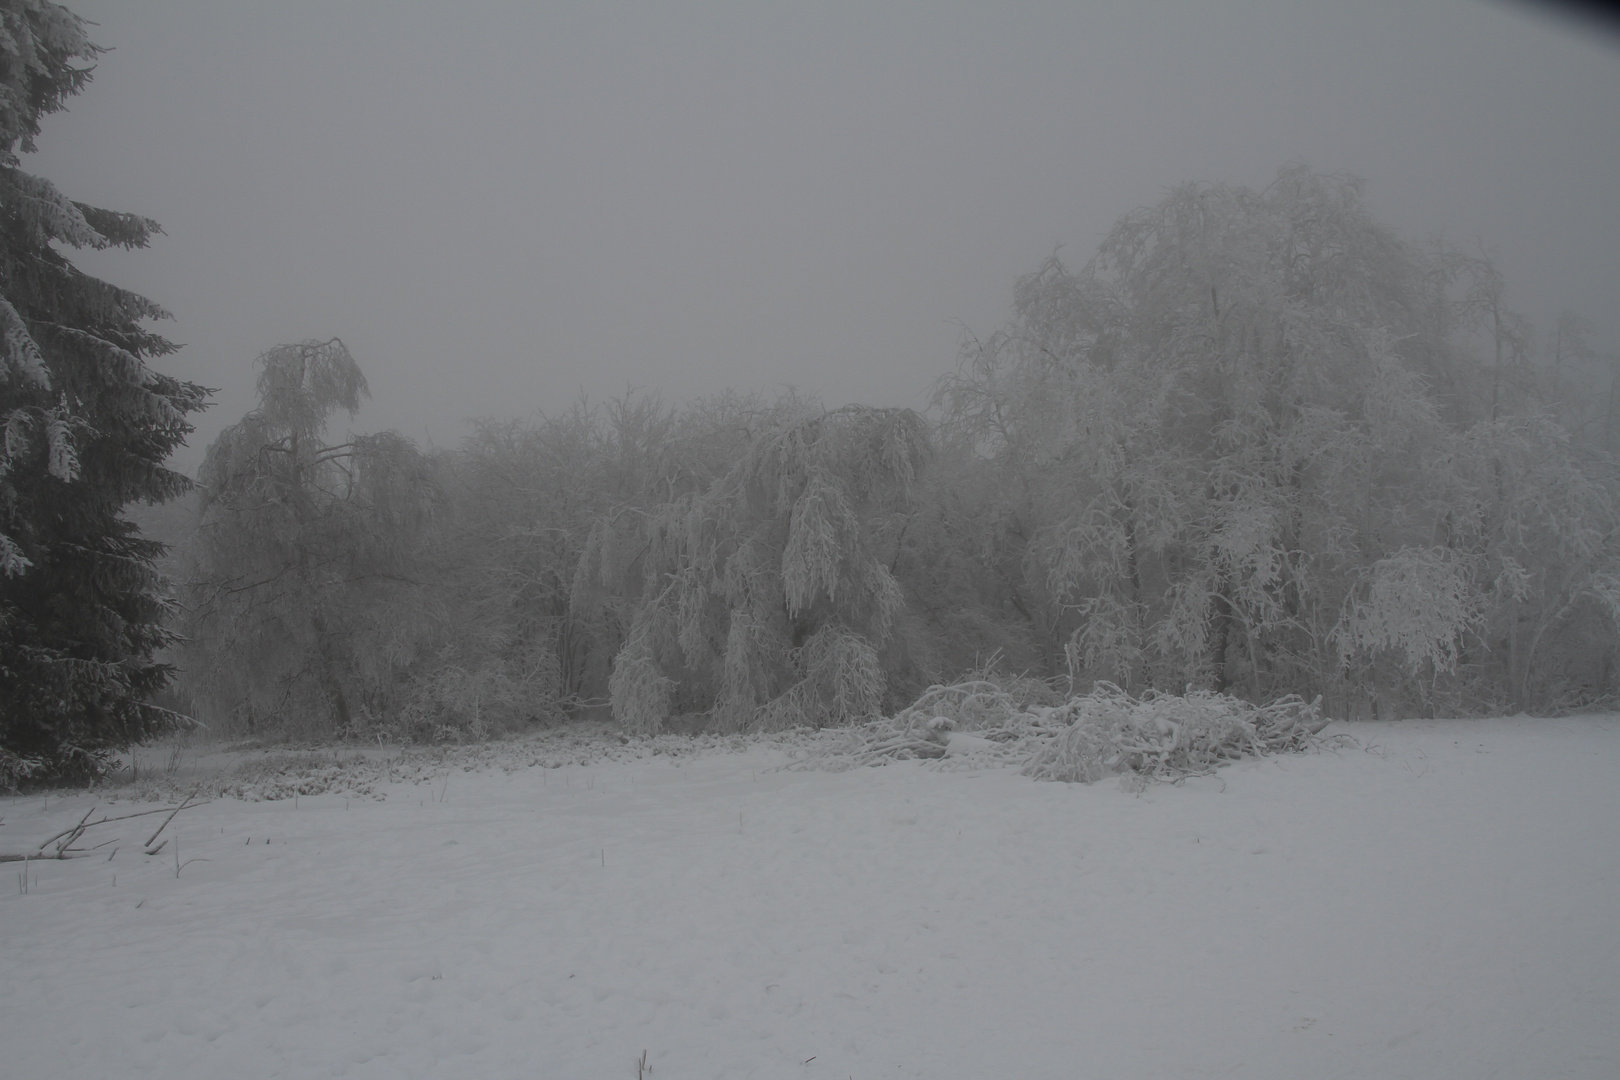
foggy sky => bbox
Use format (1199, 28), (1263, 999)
(28, 0), (1620, 472)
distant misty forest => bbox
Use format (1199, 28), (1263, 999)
(159, 167), (1620, 743)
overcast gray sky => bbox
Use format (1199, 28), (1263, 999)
(29, 0), (1620, 471)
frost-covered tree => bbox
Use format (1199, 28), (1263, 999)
(1427, 415), (1620, 710)
(594, 401), (931, 734)
(941, 167), (1620, 716)
(0, 2), (208, 780)
(393, 405), (612, 741)
(179, 340), (434, 738)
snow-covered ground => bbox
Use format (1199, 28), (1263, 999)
(2, 716), (1617, 1079)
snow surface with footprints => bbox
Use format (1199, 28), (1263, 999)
(2, 716), (1618, 1079)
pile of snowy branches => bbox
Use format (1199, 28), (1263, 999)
(788, 679), (1330, 786)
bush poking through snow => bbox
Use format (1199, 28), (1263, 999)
(790, 679), (1329, 783)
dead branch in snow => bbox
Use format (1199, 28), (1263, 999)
(144, 787), (204, 853)
(0, 793), (209, 862)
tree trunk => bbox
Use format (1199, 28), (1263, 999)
(1210, 578), (1235, 692)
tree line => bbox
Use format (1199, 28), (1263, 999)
(3, 1), (1618, 780)
(169, 168), (1620, 748)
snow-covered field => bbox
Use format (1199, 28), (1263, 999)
(2, 716), (1617, 1080)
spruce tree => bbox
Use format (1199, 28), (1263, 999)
(0, 1), (208, 781)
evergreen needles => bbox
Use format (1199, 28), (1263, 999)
(0, 1), (210, 779)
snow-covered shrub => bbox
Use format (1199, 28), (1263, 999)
(890, 673), (1062, 733)
(392, 643), (563, 743)
(1021, 683), (1326, 783)
(609, 629), (675, 736)
(755, 625), (886, 731)
(790, 676), (1328, 783)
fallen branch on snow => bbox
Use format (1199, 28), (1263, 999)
(0, 790), (208, 862)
